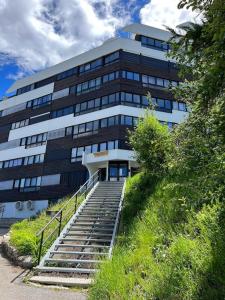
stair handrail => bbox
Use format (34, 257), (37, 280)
(108, 179), (127, 258)
(36, 169), (100, 264)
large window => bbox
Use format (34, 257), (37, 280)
(51, 106), (74, 118)
(20, 133), (47, 148)
(151, 97), (172, 112)
(102, 71), (119, 83)
(79, 58), (102, 74)
(104, 51), (120, 65)
(27, 94), (52, 109)
(71, 140), (119, 162)
(141, 36), (170, 52)
(76, 77), (101, 95)
(11, 119), (29, 130)
(17, 84), (33, 95)
(14, 176), (42, 192)
(122, 71), (140, 81)
(142, 74), (171, 88)
(0, 154), (44, 169)
(173, 101), (187, 111)
(57, 67), (77, 81)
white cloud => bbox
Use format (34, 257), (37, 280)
(140, 0), (201, 30)
(0, 0), (130, 76)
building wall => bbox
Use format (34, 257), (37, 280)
(0, 28), (189, 218)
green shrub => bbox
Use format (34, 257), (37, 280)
(129, 114), (172, 177)
(9, 195), (83, 261)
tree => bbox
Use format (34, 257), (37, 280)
(129, 113), (171, 177)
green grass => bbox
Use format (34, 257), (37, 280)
(89, 173), (225, 300)
(9, 194), (84, 262)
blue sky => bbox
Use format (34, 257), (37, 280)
(0, 0), (199, 99)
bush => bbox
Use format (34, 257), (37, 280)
(129, 114), (171, 177)
(9, 195), (83, 261)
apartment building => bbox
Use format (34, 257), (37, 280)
(0, 24), (188, 219)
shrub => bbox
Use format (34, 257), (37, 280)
(129, 113), (171, 177)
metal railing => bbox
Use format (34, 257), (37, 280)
(36, 170), (100, 264)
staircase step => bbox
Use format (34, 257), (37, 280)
(60, 238), (111, 243)
(30, 276), (93, 287)
(55, 244), (110, 249)
(35, 266), (97, 274)
(76, 217), (116, 222)
(72, 222), (114, 227)
(50, 250), (108, 256)
(45, 258), (103, 264)
(65, 232), (112, 237)
(68, 227), (113, 232)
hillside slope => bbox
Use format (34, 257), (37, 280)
(90, 173), (225, 300)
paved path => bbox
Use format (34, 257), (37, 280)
(0, 228), (87, 300)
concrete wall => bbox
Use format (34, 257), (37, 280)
(0, 200), (48, 219)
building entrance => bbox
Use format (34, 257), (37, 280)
(108, 161), (128, 181)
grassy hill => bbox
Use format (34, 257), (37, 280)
(90, 172), (225, 300)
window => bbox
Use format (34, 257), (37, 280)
(141, 35), (170, 52)
(100, 142), (107, 151)
(27, 94), (52, 109)
(71, 140), (120, 162)
(122, 71), (140, 81)
(71, 147), (84, 162)
(121, 92), (141, 106)
(79, 58), (102, 74)
(0, 111), (3, 117)
(142, 74), (178, 89)
(51, 106), (74, 119)
(120, 115), (140, 127)
(173, 101), (187, 111)
(23, 154), (44, 165)
(76, 77), (101, 95)
(0, 158), (23, 169)
(17, 84), (32, 95)
(57, 67), (77, 80)
(11, 119), (29, 130)
(22, 132), (47, 148)
(105, 51), (120, 65)
(14, 176), (42, 192)
(151, 97), (172, 112)
(102, 71), (119, 83)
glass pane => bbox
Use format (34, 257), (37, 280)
(95, 98), (100, 107)
(134, 73), (140, 81)
(127, 72), (133, 80)
(108, 117), (115, 126)
(156, 78), (164, 86)
(92, 144), (98, 153)
(86, 122), (93, 132)
(81, 102), (87, 111)
(108, 141), (114, 150)
(101, 118), (107, 128)
(125, 116), (133, 126)
(126, 93), (132, 102)
(102, 96), (108, 106)
(133, 94), (140, 103)
(109, 167), (117, 177)
(100, 142), (107, 151)
(79, 124), (85, 133)
(149, 76), (156, 85)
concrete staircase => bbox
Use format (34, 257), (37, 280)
(31, 180), (126, 287)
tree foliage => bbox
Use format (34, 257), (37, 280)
(129, 114), (171, 177)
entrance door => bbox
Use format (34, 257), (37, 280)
(108, 162), (128, 181)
